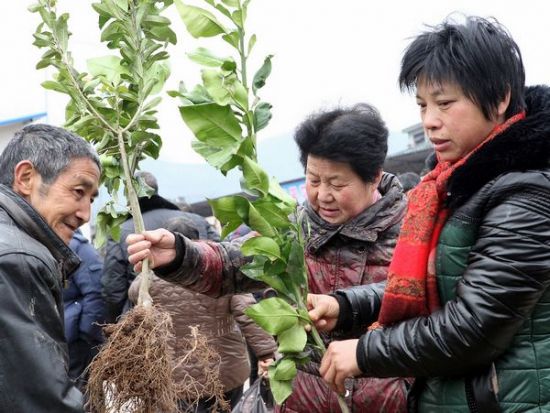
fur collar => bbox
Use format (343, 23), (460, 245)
(303, 173), (406, 252)
(447, 85), (550, 209)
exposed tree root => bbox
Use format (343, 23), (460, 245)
(85, 307), (230, 413)
(86, 305), (180, 413)
(175, 326), (229, 413)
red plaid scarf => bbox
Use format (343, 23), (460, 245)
(374, 112), (525, 326)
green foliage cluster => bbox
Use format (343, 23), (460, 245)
(31, 1), (347, 408)
(30, 0), (175, 245)
(172, 0), (331, 405)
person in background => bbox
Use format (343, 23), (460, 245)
(0, 123), (100, 412)
(306, 15), (550, 412)
(396, 171), (421, 193)
(126, 103), (410, 412)
(128, 216), (276, 412)
(101, 170), (220, 323)
(64, 229), (106, 391)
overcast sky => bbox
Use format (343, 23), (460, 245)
(4, 1), (550, 163)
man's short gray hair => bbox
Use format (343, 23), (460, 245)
(0, 124), (100, 186)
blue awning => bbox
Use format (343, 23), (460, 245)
(0, 112), (47, 127)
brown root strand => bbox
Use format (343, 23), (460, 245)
(85, 305), (180, 413)
(85, 307), (230, 413)
(175, 326), (229, 413)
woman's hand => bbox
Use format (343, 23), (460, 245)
(126, 228), (176, 272)
(307, 293), (340, 332)
(258, 358), (274, 377)
(319, 339), (361, 394)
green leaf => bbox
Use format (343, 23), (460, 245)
(174, 83), (212, 105)
(244, 297), (298, 334)
(28, 4), (42, 13)
(277, 324), (308, 353)
(231, 9), (243, 28)
(240, 257), (290, 299)
(252, 55), (273, 95)
(94, 205), (130, 247)
(41, 80), (67, 93)
(55, 13), (70, 51)
(253, 101), (272, 132)
(242, 156), (269, 196)
(222, 31), (240, 49)
(221, 0), (239, 7)
(271, 358), (297, 381)
(112, 0), (129, 12)
(201, 69), (247, 109)
(269, 179), (297, 206)
(247, 203), (275, 237)
(147, 25), (177, 44)
(179, 103), (242, 142)
(252, 199), (290, 228)
(192, 140), (240, 169)
(144, 61), (171, 94)
(87, 55), (128, 83)
(209, 195), (249, 224)
(240, 255), (268, 278)
(143, 14), (171, 26)
(202, 69), (231, 106)
(286, 238), (307, 292)
(247, 33), (257, 55)
(187, 47), (228, 67)
(175, 0), (226, 38)
(241, 236), (281, 261)
(268, 377), (293, 405)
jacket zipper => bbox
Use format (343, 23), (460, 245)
(465, 379), (479, 413)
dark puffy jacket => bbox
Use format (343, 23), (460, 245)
(129, 275), (277, 392)
(102, 194), (219, 322)
(156, 174), (409, 412)
(0, 185), (83, 412)
(64, 230), (105, 385)
(336, 86), (550, 412)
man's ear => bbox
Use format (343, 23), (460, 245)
(12, 161), (38, 198)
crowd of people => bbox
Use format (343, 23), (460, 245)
(1, 13), (549, 413)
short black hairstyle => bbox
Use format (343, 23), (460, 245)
(397, 172), (421, 192)
(399, 15), (525, 119)
(294, 103), (388, 184)
(165, 216), (200, 240)
(0, 123), (100, 187)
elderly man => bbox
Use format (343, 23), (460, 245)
(0, 124), (100, 412)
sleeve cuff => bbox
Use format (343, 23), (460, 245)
(332, 292), (353, 331)
(356, 333), (369, 374)
(155, 231), (185, 277)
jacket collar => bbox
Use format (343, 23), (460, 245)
(0, 184), (80, 275)
(304, 173), (406, 253)
(447, 85), (550, 209)
(138, 194), (180, 214)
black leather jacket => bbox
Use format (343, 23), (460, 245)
(0, 185), (83, 412)
(334, 86), (550, 412)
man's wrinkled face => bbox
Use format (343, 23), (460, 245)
(28, 158), (100, 244)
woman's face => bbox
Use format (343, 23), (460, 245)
(305, 155), (381, 225)
(416, 80), (509, 163)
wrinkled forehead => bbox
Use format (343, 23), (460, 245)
(58, 158), (100, 193)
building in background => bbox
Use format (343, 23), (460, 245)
(0, 113), (47, 152)
(384, 123), (432, 175)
